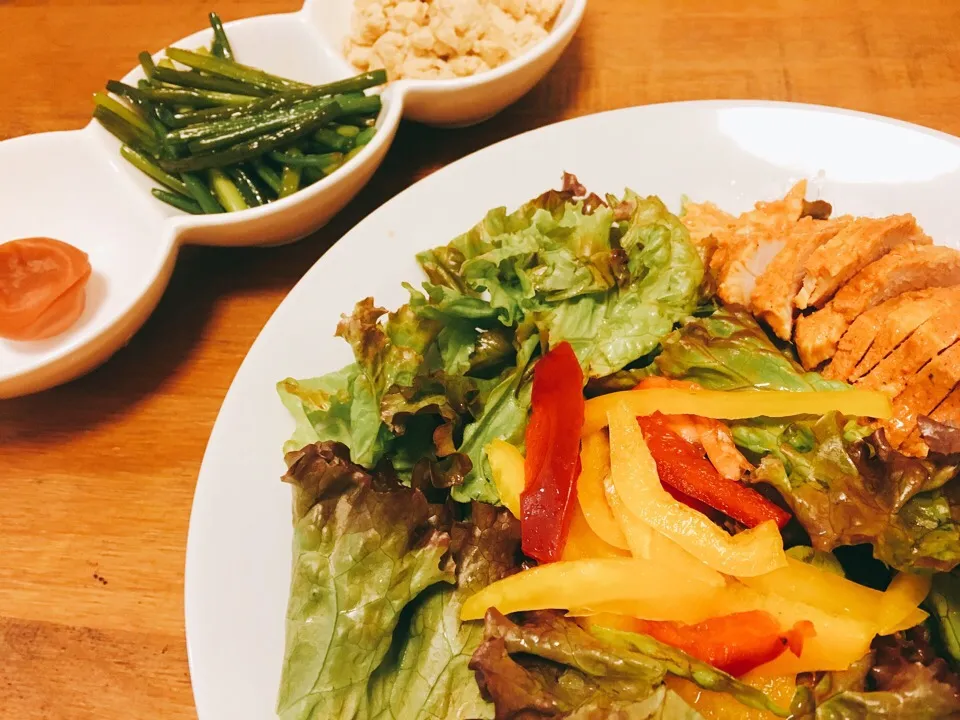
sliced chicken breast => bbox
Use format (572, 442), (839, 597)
(899, 385), (960, 457)
(851, 287), (960, 381)
(715, 230), (788, 307)
(794, 214), (930, 312)
(681, 200), (736, 245)
(709, 181), (809, 282)
(882, 341), (960, 448)
(751, 217), (849, 341)
(794, 244), (960, 368)
(857, 307), (960, 398)
(825, 288), (950, 381)
(929, 385), (960, 432)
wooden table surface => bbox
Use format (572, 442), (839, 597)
(2, 0), (960, 717)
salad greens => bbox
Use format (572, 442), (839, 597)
(279, 177), (703, 504)
(792, 627), (960, 718)
(655, 306), (846, 392)
(276, 178), (960, 720)
(277, 441), (524, 720)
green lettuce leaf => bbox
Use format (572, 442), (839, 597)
(278, 443), (526, 720)
(928, 571), (960, 665)
(419, 186), (702, 378)
(573, 193), (703, 378)
(655, 306), (846, 392)
(333, 298), (442, 466)
(468, 610), (791, 719)
(277, 441), (454, 720)
(453, 334), (539, 504)
(794, 627), (960, 719)
(278, 365), (361, 455)
(368, 505), (522, 720)
(741, 420), (960, 572)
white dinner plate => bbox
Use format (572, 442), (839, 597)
(184, 100), (960, 719)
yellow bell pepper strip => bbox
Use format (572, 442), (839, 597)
(486, 438), (524, 518)
(560, 502), (630, 561)
(583, 387), (893, 436)
(607, 401), (788, 577)
(731, 583), (875, 675)
(742, 559), (929, 636)
(460, 557), (724, 622)
(576, 432), (629, 550)
(886, 607), (929, 635)
(604, 476), (725, 588)
(578, 580), (874, 674)
(877, 572), (932, 634)
(742, 558), (887, 621)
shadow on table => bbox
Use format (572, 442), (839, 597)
(0, 36), (588, 440)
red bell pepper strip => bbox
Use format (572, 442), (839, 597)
(637, 413), (791, 529)
(631, 610), (815, 677)
(662, 483), (723, 523)
(521, 341), (585, 563)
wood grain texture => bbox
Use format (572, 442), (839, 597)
(2, 0), (960, 717)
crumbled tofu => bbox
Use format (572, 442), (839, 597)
(344, 0), (564, 80)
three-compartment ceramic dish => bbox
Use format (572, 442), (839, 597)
(0, 0), (586, 399)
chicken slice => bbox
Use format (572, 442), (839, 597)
(681, 200), (736, 245)
(709, 181), (814, 307)
(715, 229), (788, 306)
(794, 214), (930, 312)
(851, 287), (960, 381)
(751, 217), (849, 340)
(857, 305), (960, 398)
(824, 288), (948, 381)
(709, 180), (809, 281)
(883, 341), (960, 449)
(794, 244), (960, 368)
(899, 385), (960, 457)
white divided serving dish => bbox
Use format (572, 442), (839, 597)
(0, 0), (586, 399)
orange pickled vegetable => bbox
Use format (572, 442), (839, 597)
(0, 237), (91, 341)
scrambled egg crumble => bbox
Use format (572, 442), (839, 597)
(344, 0), (564, 80)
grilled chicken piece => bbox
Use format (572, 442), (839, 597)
(857, 305), (960, 398)
(715, 230), (788, 306)
(751, 217), (849, 340)
(900, 385), (960, 457)
(681, 200), (736, 245)
(851, 287), (960, 381)
(710, 181), (813, 307)
(882, 341), (960, 448)
(794, 214), (930, 312)
(794, 244), (960, 368)
(824, 288), (949, 381)
(709, 181), (809, 280)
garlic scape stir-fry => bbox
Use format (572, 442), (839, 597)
(274, 174), (960, 719)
